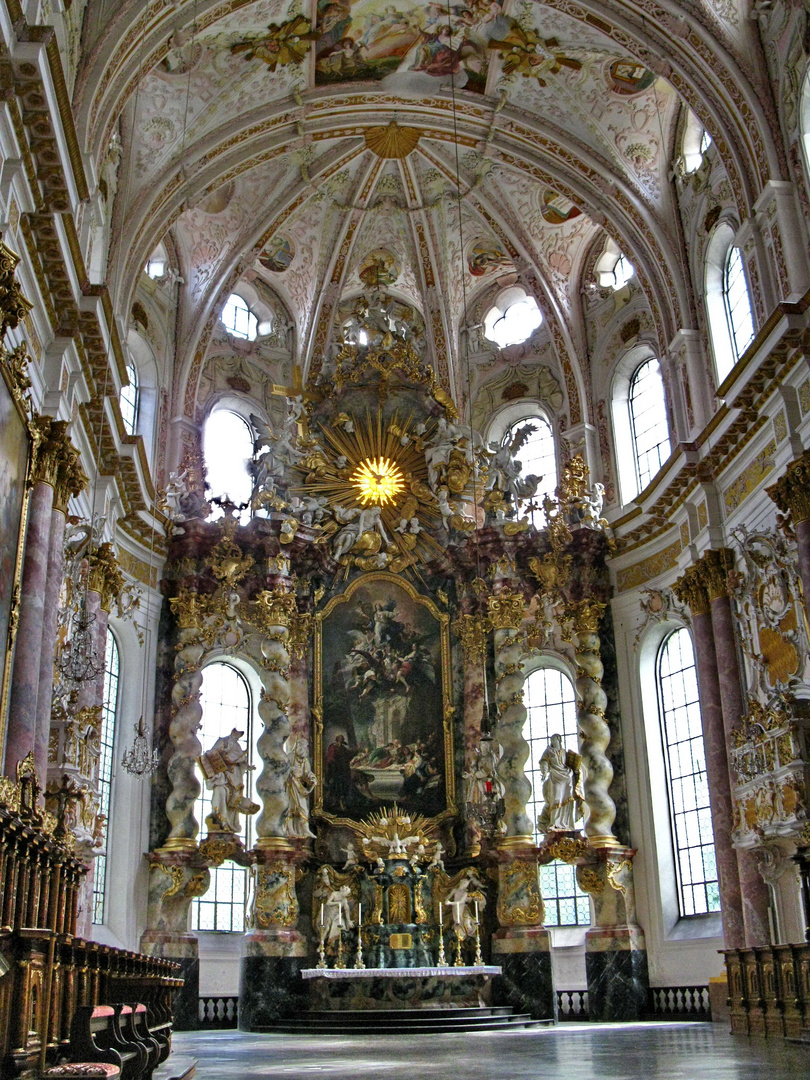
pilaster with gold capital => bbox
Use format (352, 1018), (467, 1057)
(672, 565), (711, 616)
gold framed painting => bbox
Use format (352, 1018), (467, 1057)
(313, 572), (455, 829)
(0, 358), (31, 756)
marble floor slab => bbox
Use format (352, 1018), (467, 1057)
(175, 1022), (809, 1079)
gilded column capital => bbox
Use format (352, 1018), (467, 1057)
(672, 565), (710, 615)
(250, 589), (298, 632)
(700, 547), (736, 602)
(87, 542), (125, 612)
(0, 240), (34, 338)
(53, 442), (88, 513)
(29, 417), (75, 490)
(486, 590), (525, 630)
(767, 449), (810, 525)
(567, 597), (606, 634)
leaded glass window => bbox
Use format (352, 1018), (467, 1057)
(502, 415), (557, 527)
(723, 246), (755, 362)
(629, 358), (671, 493)
(93, 631), (120, 923)
(657, 628), (720, 916)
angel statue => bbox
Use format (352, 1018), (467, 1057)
(485, 424), (540, 505)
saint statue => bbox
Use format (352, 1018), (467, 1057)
(536, 733), (586, 834)
(200, 728), (260, 833)
(284, 738), (317, 838)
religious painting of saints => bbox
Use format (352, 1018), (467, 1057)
(314, 0), (504, 95)
(0, 364), (30, 745)
(315, 573), (454, 825)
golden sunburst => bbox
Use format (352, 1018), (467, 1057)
(350, 456), (405, 506)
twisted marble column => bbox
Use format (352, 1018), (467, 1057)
(570, 599), (616, 844)
(164, 632), (205, 850)
(250, 590), (295, 843)
(488, 591), (532, 839)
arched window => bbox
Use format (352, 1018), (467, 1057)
(705, 223), (755, 383)
(628, 358), (671, 493)
(93, 631), (120, 924)
(524, 667), (590, 926)
(595, 239), (634, 290)
(120, 363), (139, 436)
(144, 241), (167, 279)
(680, 110), (712, 175)
(221, 293), (258, 341)
(657, 628), (720, 916)
(202, 408), (254, 511)
(483, 286), (543, 348)
(800, 65), (810, 186)
(192, 662), (255, 932)
(502, 414), (557, 526)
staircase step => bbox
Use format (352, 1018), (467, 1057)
(256, 1009), (555, 1035)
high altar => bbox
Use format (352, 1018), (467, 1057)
(141, 271), (641, 1029)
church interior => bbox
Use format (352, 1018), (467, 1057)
(2, 0), (810, 1075)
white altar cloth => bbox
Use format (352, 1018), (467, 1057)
(301, 966), (502, 979)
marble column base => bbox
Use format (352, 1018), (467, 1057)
(140, 930), (200, 1031)
(585, 927), (648, 1022)
(491, 927), (557, 1021)
(239, 955), (310, 1028)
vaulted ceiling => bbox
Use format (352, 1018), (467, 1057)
(71, 0), (782, 410)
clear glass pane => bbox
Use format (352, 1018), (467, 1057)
(93, 632), (120, 924)
(724, 247), (754, 361)
(658, 628), (721, 916)
(503, 416), (557, 527)
(203, 410), (254, 510)
(629, 358), (671, 492)
(120, 364), (139, 436)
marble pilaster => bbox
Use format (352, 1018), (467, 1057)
(673, 570), (745, 949)
(5, 479), (54, 778)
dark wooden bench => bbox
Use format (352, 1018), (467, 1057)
(67, 1003), (165, 1080)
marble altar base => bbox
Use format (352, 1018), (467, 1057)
(300, 966), (502, 1011)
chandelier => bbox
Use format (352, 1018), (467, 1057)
(121, 716), (160, 778)
(58, 595), (102, 683)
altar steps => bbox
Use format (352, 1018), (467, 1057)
(258, 1007), (554, 1035)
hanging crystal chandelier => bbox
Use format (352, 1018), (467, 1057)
(121, 716), (160, 778)
(58, 595), (102, 683)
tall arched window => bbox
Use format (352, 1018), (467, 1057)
(192, 662), (255, 932)
(657, 628), (720, 916)
(93, 631), (120, 924)
(524, 668), (590, 926)
(705, 223), (755, 383)
(202, 408), (254, 511)
(501, 414), (557, 527)
(629, 358), (671, 493)
(120, 363), (139, 436)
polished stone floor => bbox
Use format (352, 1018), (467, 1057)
(175, 1022), (809, 1079)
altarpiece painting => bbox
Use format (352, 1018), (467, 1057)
(314, 573), (454, 825)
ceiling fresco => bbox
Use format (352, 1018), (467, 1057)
(90, 0), (716, 401)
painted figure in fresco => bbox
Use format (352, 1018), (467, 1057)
(325, 733), (354, 810)
(284, 738), (317, 838)
(537, 733), (586, 833)
(200, 728), (260, 833)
